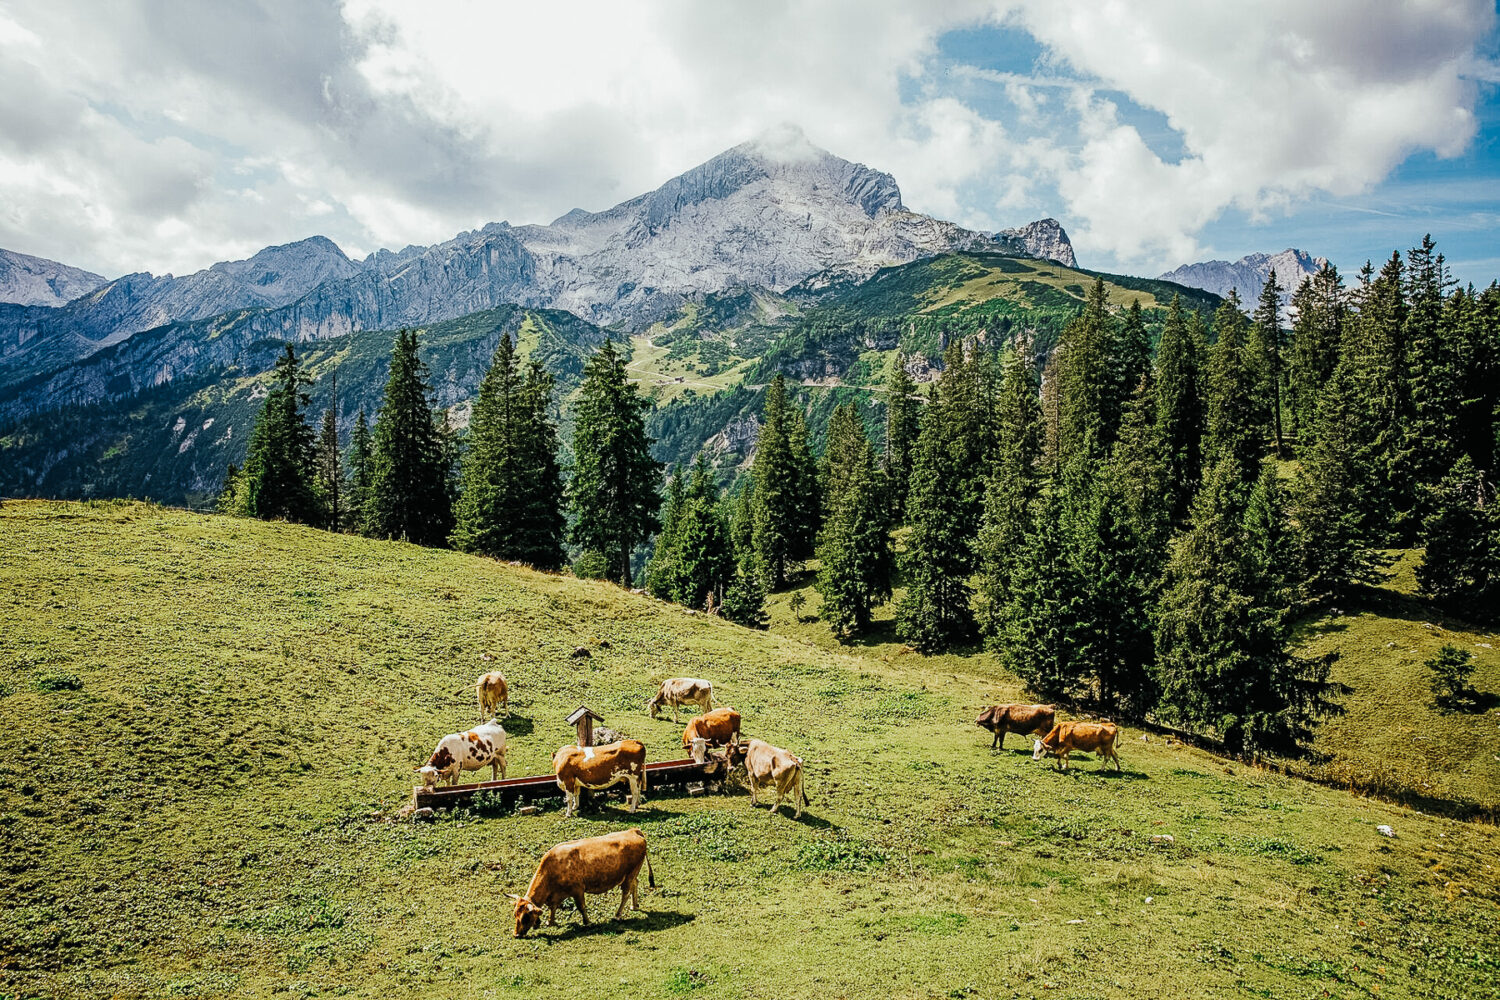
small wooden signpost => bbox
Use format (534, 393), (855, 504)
(566, 705), (605, 748)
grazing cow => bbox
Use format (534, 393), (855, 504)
(1032, 721), (1121, 771)
(648, 677), (714, 722)
(975, 703), (1056, 750)
(476, 671), (508, 720)
(682, 707), (741, 751)
(553, 739), (647, 818)
(510, 828), (655, 937)
(416, 721), (507, 790)
(743, 738), (809, 819)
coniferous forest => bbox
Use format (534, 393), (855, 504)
(217, 236), (1498, 760)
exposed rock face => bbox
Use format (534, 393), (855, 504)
(996, 218), (1077, 268)
(1159, 249), (1327, 311)
(0, 127), (1076, 418)
(0, 249), (107, 307)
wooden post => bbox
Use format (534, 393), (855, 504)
(566, 705), (604, 748)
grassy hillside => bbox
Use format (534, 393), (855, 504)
(2, 501), (1496, 999)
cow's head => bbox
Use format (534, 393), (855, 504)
(509, 894), (543, 937)
(647, 691), (663, 718)
(415, 765), (440, 789)
(1031, 738), (1048, 761)
(975, 707), (999, 730)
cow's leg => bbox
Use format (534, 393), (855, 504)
(548, 906), (558, 927)
(747, 774), (758, 806)
(626, 774), (640, 813)
(793, 772), (803, 820)
(994, 729), (1003, 750)
(574, 893), (589, 925)
(615, 879), (631, 919)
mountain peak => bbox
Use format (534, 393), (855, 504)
(1159, 247), (1329, 310)
(0, 248), (109, 307)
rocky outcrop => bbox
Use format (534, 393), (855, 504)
(0, 249), (107, 307)
(996, 218), (1077, 268)
(1159, 249), (1327, 311)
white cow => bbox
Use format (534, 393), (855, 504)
(648, 677), (714, 722)
(416, 721), (508, 790)
(743, 738), (809, 819)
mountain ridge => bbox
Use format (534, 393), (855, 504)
(1159, 248), (1328, 310)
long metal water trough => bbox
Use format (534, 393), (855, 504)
(411, 754), (734, 812)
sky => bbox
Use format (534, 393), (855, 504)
(1, 0), (1497, 286)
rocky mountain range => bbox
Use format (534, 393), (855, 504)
(0, 128), (1074, 415)
(0, 249), (106, 308)
(1159, 248), (1328, 311)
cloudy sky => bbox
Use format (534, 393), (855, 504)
(1, 0), (1497, 285)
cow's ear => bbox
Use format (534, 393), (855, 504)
(506, 893), (522, 902)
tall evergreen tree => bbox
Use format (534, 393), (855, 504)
(1287, 263), (1345, 439)
(816, 403), (894, 637)
(569, 339), (662, 586)
(645, 463), (688, 598)
(345, 408), (373, 533)
(1153, 297), (1205, 523)
(720, 476), (769, 628)
(1292, 365), (1382, 603)
(1153, 458), (1343, 757)
(315, 402), (344, 531)
(243, 344), (321, 525)
(1250, 271), (1286, 456)
(1448, 284), (1500, 476)
(670, 455), (736, 610)
(977, 345), (1043, 634)
(751, 374), (819, 587)
(884, 353), (921, 523)
(450, 336), (566, 567)
(1416, 456), (1499, 623)
(1056, 277), (1116, 464)
(1404, 235), (1461, 498)
(367, 329), (454, 546)
(1111, 299), (1152, 428)
(1203, 291), (1268, 485)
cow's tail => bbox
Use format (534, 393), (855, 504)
(797, 757), (811, 807)
(646, 850), (656, 889)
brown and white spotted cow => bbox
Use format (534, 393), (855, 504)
(682, 707), (740, 751)
(416, 721), (508, 790)
(743, 738), (810, 819)
(647, 677), (714, 722)
(476, 671), (508, 720)
(975, 703), (1055, 750)
(553, 739), (648, 818)
(1032, 721), (1121, 772)
(510, 828), (655, 937)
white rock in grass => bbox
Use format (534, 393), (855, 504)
(1377, 825), (1396, 838)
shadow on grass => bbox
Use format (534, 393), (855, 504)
(741, 806), (835, 829)
(500, 714), (535, 737)
(539, 908), (696, 942)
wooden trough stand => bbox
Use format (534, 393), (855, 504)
(410, 705), (739, 813)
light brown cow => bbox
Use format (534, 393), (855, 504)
(553, 739), (648, 817)
(1032, 721), (1121, 771)
(476, 671), (508, 720)
(743, 738), (809, 819)
(682, 707), (741, 751)
(975, 703), (1055, 750)
(648, 677), (714, 722)
(510, 828), (655, 937)
(415, 721), (507, 790)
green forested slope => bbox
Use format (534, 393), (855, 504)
(1, 501), (1494, 1000)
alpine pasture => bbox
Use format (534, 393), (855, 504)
(2, 500), (1496, 999)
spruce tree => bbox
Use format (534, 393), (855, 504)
(751, 375), (819, 587)
(1153, 458), (1343, 757)
(721, 477), (769, 627)
(451, 336), (566, 568)
(977, 345), (1043, 635)
(1404, 235), (1461, 498)
(645, 463), (687, 598)
(1111, 299), (1151, 428)
(895, 390), (973, 651)
(1416, 456), (1499, 623)
(998, 480), (1091, 700)
(1203, 291), (1268, 485)
(816, 403), (894, 637)
(314, 374), (344, 532)
(670, 455), (736, 610)
(367, 329), (454, 547)
(1455, 283), (1499, 475)
(345, 408), (373, 533)
(1292, 365), (1381, 604)
(1057, 277), (1115, 463)
(1287, 263), (1345, 440)
(1250, 271), (1286, 456)
(884, 353), (921, 522)
(569, 339), (662, 586)
(1153, 297), (1205, 524)
(243, 344), (321, 525)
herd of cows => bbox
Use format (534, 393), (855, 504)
(413, 673), (1122, 938)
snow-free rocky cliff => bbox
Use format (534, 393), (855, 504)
(0, 127), (1075, 418)
(0, 249), (106, 308)
(1159, 249), (1327, 311)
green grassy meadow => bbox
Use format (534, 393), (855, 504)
(2, 501), (1497, 999)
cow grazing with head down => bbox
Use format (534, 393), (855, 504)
(553, 739), (647, 818)
(476, 671), (508, 720)
(416, 721), (507, 790)
(511, 828), (655, 937)
(743, 738), (809, 819)
(682, 707), (740, 751)
(648, 677), (714, 722)
(975, 703), (1055, 750)
(1033, 721), (1121, 771)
